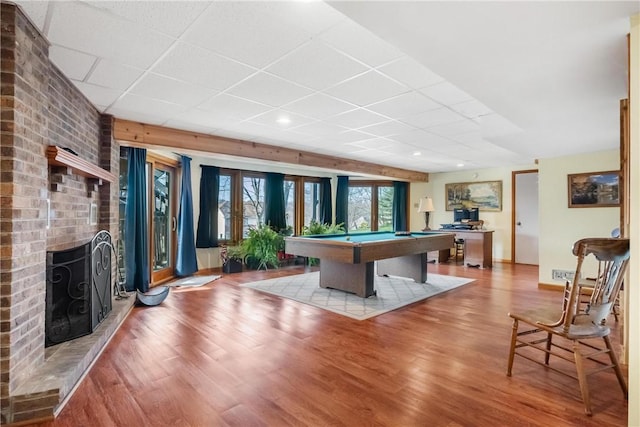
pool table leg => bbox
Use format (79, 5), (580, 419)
(376, 253), (428, 283)
(319, 260), (375, 298)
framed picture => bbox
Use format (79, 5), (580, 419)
(445, 180), (502, 211)
(568, 170), (620, 208)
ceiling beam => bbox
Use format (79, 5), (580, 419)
(113, 119), (429, 182)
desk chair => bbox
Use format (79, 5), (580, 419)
(454, 238), (465, 263)
(507, 237), (630, 415)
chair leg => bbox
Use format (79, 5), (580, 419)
(544, 332), (552, 365)
(573, 340), (592, 416)
(507, 318), (518, 376)
(603, 335), (628, 399)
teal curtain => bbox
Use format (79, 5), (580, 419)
(195, 166), (220, 248)
(319, 177), (332, 225)
(264, 172), (286, 231)
(392, 181), (408, 231)
(335, 175), (349, 228)
(176, 155), (198, 276)
(124, 147), (149, 293)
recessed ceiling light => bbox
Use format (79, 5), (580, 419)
(413, 151), (422, 156)
(276, 116), (291, 125)
(457, 163), (465, 168)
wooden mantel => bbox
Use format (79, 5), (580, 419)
(46, 146), (116, 183)
(113, 119), (429, 182)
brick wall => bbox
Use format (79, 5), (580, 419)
(0, 3), (119, 423)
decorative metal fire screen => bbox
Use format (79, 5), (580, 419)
(45, 230), (114, 347)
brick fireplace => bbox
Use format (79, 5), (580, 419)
(0, 3), (131, 424)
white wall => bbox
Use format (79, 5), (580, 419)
(410, 164), (535, 262)
(538, 150), (620, 284)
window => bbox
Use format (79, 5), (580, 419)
(348, 186), (372, 231)
(378, 186), (394, 231)
(347, 181), (395, 232)
(303, 181), (320, 226)
(284, 180), (295, 229)
(242, 175), (265, 237)
(218, 174), (231, 240)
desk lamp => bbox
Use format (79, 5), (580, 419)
(417, 196), (435, 231)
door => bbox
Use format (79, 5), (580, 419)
(513, 170), (539, 265)
(150, 163), (177, 284)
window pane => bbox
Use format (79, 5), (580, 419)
(218, 174), (231, 240)
(243, 176), (265, 236)
(304, 182), (320, 226)
(378, 186), (394, 231)
(284, 180), (295, 229)
(348, 186), (372, 232)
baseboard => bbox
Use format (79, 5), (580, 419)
(538, 282), (564, 291)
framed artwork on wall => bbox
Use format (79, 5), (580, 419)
(445, 180), (502, 211)
(568, 170), (620, 208)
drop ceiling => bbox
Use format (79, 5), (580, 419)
(13, 1), (640, 176)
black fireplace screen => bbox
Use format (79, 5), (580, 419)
(45, 230), (114, 347)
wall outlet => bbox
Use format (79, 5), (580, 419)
(552, 269), (576, 281)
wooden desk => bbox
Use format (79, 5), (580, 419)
(453, 230), (494, 268)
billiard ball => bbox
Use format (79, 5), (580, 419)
(345, 236), (350, 241)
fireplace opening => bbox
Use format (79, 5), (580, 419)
(45, 231), (114, 347)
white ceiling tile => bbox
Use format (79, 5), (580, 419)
(449, 99), (493, 119)
(320, 20), (404, 67)
(86, 1), (209, 38)
(152, 42), (256, 92)
(198, 94), (272, 122)
(49, 45), (96, 81)
(266, 40), (368, 91)
(226, 72), (313, 108)
(248, 110), (316, 130)
(327, 130), (378, 144)
(427, 119), (481, 137)
(366, 92), (442, 119)
(283, 93), (356, 120)
(377, 56), (445, 89)
(346, 138), (395, 150)
(357, 120), (416, 138)
(87, 59), (144, 91)
(47, 2), (174, 69)
(326, 108), (389, 129)
(110, 93), (187, 120)
(293, 122), (350, 138)
(72, 81), (122, 108)
(324, 71), (409, 107)
(130, 73), (216, 107)
(420, 81), (474, 105)
(400, 107), (465, 129)
(391, 129), (455, 148)
(184, 2), (312, 68)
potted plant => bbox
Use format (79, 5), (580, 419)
(241, 224), (281, 270)
(220, 244), (244, 274)
(302, 221), (345, 265)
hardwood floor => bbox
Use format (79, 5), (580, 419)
(32, 263), (627, 427)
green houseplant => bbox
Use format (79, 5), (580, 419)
(241, 224), (282, 270)
(302, 221), (345, 265)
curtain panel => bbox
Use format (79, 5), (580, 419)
(335, 175), (349, 228)
(319, 177), (332, 225)
(124, 147), (150, 293)
(264, 172), (287, 231)
(392, 181), (408, 231)
(195, 165), (220, 248)
(176, 155), (198, 276)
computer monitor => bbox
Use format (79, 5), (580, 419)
(454, 208), (480, 222)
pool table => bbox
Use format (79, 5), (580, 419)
(284, 231), (455, 297)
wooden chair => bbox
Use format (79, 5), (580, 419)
(506, 237), (630, 416)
